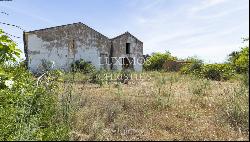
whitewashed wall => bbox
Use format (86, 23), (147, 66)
(25, 23), (143, 73)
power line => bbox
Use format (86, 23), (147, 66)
(0, 11), (9, 15)
(1, 36), (19, 45)
(2, 31), (21, 38)
(0, 13), (24, 45)
(0, 21), (25, 31)
(0, 31), (20, 45)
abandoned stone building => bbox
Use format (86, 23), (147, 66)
(23, 22), (143, 72)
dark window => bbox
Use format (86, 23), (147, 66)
(126, 43), (130, 54)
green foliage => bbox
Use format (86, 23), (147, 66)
(180, 38), (249, 81)
(71, 59), (95, 73)
(39, 59), (54, 72)
(0, 29), (22, 63)
(234, 46), (249, 73)
(201, 64), (235, 81)
(181, 59), (235, 81)
(228, 38), (249, 74)
(242, 72), (249, 86)
(143, 51), (177, 71)
(0, 67), (12, 89)
(0, 64), (69, 140)
(180, 57), (203, 76)
(0, 31), (68, 140)
(89, 70), (107, 86)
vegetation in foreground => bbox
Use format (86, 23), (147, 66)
(0, 29), (70, 140)
(61, 71), (249, 141)
(0, 65), (70, 140)
(0, 28), (249, 141)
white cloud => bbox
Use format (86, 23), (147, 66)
(189, 0), (227, 14)
(188, 0), (249, 20)
(129, 0), (249, 63)
(171, 43), (242, 63)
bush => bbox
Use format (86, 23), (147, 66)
(0, 64), (69, 140)
(180, 57), (203, 77)
(201, 64), (235, 81)
(37, 59), (55, 73)
(235, 46), (249, 73)
(243, 72), (249, 86)
(89, 70), (107, 86)
(228, 38), (249, 74)
(71, 59), (95, 73)
(228, 48), (249, 74)
(181, 60), (235, 81)
(1, 28), (69, 140)
(143, 52), (177, 71)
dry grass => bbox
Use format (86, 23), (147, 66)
(60, 72), (249, 141)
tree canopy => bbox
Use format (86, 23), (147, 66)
(0, 29), (21, 64)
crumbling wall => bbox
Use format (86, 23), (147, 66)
(25, 23), (111, 73)
(25, 23), (143, 73)
(111, 32), (143, 71)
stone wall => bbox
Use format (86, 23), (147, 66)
(24, 23), (111, 73)
(24, 23), (143, 73)
(111, 32), (143, 71)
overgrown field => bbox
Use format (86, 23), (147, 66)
(0, 29), (249, 141)
(60, 71), (249, 141)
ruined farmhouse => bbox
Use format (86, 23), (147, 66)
(23, 22), (143, 72)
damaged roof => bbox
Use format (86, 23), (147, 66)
(25, 22), (142, 43)
(111, 31), (143, 43)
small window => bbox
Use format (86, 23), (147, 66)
(126, 43), (130, 54)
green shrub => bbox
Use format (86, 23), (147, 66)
(0, 28), (69, 140)
(201, 64), (235, 81)
(180, 57), (203, 77)
(143, 52), (177, 71)
(243, 72), (249, 86)
(71, 59), (95, 73)
(39, 59), (54, 72)
(0, 65), (69, 140)
(228, 45), (249, 74)
(89, 70), (106, 86)
(0, 67), (11, 89)
(180, 56), (235, 81)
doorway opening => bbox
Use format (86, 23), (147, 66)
(122, 57), (134, 69)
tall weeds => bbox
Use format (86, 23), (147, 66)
(0, 65), (69, 140)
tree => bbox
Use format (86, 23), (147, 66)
(0, 29), (21, 64)
(143, 51), (177, 71)
(228, 38), (249, 73)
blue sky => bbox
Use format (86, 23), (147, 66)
(0, 0), (249, 63)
